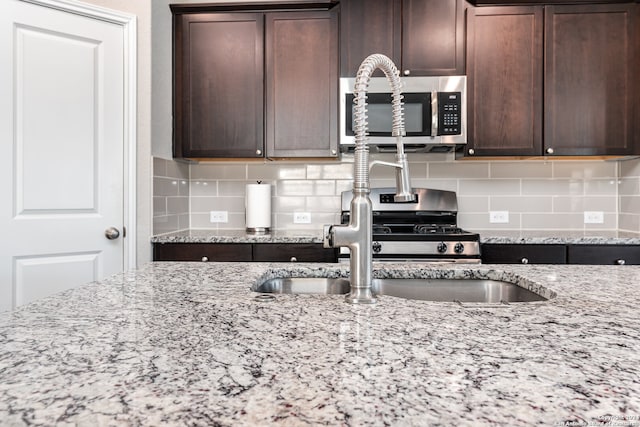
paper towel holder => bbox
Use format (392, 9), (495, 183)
(246, 180), (271, 234)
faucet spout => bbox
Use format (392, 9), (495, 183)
(323, 53), (413, 304)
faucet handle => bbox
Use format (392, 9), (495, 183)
(323, 225), (334, 248)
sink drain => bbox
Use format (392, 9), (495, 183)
(253, 294), (276, 302)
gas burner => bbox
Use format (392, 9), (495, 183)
(373, 225), (392, 234)
(413, 224), (463, 235)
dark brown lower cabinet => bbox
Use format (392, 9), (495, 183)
(482, 243), (640, 265)
(567, 245), (640, 265)
(481, 244), (567, 264)
(252, 244), (338, 262)
(153, 243), (338, 263)
(154, 243), (253, 262)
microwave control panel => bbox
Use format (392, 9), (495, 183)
(437, 92), (462, 135)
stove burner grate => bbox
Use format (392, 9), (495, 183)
(412, 224), (464, 235)
(373, 225), (392, 234)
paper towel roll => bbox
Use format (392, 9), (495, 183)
(245, 182), (271, 232)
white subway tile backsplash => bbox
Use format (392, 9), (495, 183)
(167, 197), (189, 215)
(306, 163), (353, 180)
(521, 213), (584, 229)
(619, 213), (640, 232)
(153, 156), (636, 235)
(619, 195), (640, 214)
(191, 164), (247, 180)
(272, 196), (306, 212)
(620, 158), (640, 178)
(306, 196), (341, 213)
(457, 196), (489, 213)
(429, 161), (489, 179)
(521, 179), (583, 196)
(190, 181), (217, 197)
(248, 164), (306, 180)
(552, 196), (617, 213)
(191, 196), (244, 214)
(553, 161), (617, 179)
(618, 177), (640, 196)
(490, 196), (552, 213)
(583, 179), (618, 196)
(154, 177), (181, 197)
(457, 212), (521, 230)
(490, 161), (552, 179)
(459, 179), (520, 196)
(219, 181), (255, 197)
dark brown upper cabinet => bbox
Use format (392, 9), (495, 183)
(172, 5), (338, 159)
(340, 0), (465, 77)
(265, 11), (338, 158)
(463, 3), (639, 158)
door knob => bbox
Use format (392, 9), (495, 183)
(105, 227), (120, 240)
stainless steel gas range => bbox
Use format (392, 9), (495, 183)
(338, 188), (481, 263)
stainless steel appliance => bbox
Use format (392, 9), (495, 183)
(338, 187), (481, 263)
(339, 76), (467, 153)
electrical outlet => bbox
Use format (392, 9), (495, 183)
(293, 212), (311, 224)
(489, 211), (509, 224)
(584, 211), (604, 224)
(210, 211), (228, 223)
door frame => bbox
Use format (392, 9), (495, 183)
(20, 0), (137, 269)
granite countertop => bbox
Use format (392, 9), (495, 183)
(151, 229), (324, 244)
(151, 229), (640, 245)
(1, 262), (640, 426)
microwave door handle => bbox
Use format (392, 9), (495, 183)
(431, 91), (438, 137)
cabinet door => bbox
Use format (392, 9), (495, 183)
(253, 244), (338, 262)
(173, 13), (264, 158)
(401, 0), (465, 76)
(544, 4), (639, 156)
(567, 245), (640, 265)
(153, 243), (253, 262)
(481, 244), (566, 264)
(340, 0), (401, 77)
(265, 10), (338, 158)
(465, 6), (543, 157)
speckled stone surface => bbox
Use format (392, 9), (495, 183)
(152, 229), (640, 245)
(1, 262), (640, 425)
(151, 229), (324, 244)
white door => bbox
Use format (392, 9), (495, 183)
(0, 0), (127, 311)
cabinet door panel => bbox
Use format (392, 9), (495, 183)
(153, 243), (253, 262)
(340, 0), (401, 77)
(402, 0), (465, 75)
(253, 244), (338, 262)
(544, 4), (637, 156)
(265, 10), (338, 158)
(174, 13), (264, 158)
(481, 244), (566, 264)
(465, 7), (543, 156)
(567, 245), (640, 265)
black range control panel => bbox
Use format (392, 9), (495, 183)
(379, 193), (419, 204)
(437, 92), (462, 135)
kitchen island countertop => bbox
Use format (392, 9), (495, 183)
(1, 262), (640, 425)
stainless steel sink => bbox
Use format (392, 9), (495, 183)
(253, 277), (548, 303)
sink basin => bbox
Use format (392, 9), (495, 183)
(253, 277), (548, 303)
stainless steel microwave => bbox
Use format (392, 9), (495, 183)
(339, 76), (467, 153)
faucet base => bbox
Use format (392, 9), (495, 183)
(345, 290), (377, 304)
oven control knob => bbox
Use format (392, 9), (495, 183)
(437, 242), (448, 253)
(454, 242), (465, 254)
(372, 241), (382, 253)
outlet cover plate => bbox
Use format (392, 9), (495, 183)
(489, 211), (509, 224)
(210, 211), (228, 223)
(584, 211), (604, 224)
(293, 212), (311, 224)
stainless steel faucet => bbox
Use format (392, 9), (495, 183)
(323, 54), (413, 304)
